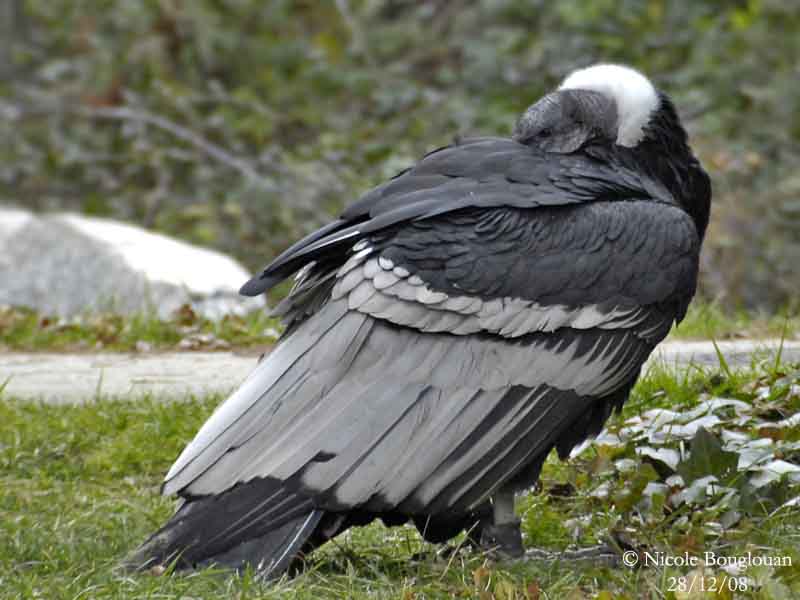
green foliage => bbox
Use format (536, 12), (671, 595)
(2, 0), (800, 310)
(675, 427), (739, 486)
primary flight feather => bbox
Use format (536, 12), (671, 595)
(129, 63), (711, 577)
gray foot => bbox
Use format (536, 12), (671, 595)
(479, 519), (525, 559)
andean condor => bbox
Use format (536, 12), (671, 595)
(129, 64), (711, 577)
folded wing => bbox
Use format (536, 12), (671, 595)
(240, 137), (672, 296)
(164, 197), (700, 519)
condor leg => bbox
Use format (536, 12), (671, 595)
(479, 487), (524, 558)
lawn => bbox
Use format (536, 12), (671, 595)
(2, 354), (800, 599)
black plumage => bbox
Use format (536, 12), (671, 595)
(128, 64), (711, 578)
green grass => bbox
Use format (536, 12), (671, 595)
(1, 302), (798, 353)
(0, 305), (280, 353)
(670, 302), (799, 340)
(2, 357), (800, 598)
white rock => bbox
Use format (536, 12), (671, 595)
(0, 208), (264, 320)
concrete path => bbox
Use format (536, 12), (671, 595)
(2, 340), (799, 403)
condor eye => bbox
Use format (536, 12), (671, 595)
(539, 128), (553, 138)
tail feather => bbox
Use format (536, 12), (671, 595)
(196, 509), (324, 577)
(125, 477), (323, 578)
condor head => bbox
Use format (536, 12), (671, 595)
(514, 63), (711, 238)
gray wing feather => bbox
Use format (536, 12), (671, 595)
(164, 297), (649, 514)
(163, 300), (360, 494)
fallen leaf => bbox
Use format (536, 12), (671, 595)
(175, 303), (198, 325)
(473, 566), (491, 590)
(526, 581), (541, 600)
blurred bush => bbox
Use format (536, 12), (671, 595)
(1, 0), (798, 310)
